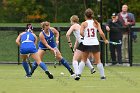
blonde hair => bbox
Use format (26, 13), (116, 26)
(70, 15), (79, 23)
(40, 21), (50, 29)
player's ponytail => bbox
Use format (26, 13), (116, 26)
(94, 19), (99, 28)
(26, 23), (33, 30)
(84, 8), (94, 19)
(27, 29), (32, 32)
(25, 23), (33, 32)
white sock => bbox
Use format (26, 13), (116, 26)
(78, 61), (85, 74)
(97, 63), (105, 77)
(86, 59), (94, 70)
(72, 61), (79, 75)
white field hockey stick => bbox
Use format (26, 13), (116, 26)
(54, 50), (57, 68)
(99, 40), (122, 45)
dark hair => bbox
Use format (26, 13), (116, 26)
(26, 23), (33, 30)
(84, 8), (94, 19)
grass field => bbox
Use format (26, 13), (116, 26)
(0, 64), (139, 93)
(0, 22), (140, 93)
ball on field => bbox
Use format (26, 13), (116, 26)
(60, 72), (64, 75)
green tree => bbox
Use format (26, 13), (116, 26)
(0, 0), (140, 23)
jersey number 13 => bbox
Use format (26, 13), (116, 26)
(87, 28), (95, 37)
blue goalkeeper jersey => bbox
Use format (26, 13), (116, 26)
(20, 32), (37, 54)
(38, 29), (57, 50)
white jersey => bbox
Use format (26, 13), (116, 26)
(73, 24), (83, 43)
(83, 20), (99, 45)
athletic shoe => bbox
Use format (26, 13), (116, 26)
(78, 74), (81, 77)
(71, 74), (76, 78)
(75, 75), (80, 81)
(91, 68), (96, 74)
(26, 74), (31, 78)
(101, 76), (106, 80)
(45, 71), (54, 79)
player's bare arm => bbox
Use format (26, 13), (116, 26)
(51, 27), (59, 45)
(97, 23), (108, 44)
(66, 25), (75, 48)
(39, 32), (54, 51)
(80, 22), (87, 37)
(66, 25), (74, 42)
(16, 32), (25, 46)
(32, 33), (38, 45)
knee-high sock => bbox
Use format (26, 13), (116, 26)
(22, 62), (30, 75)
(39, 62), (48, 71)
(78, 61), (85, 74)
(86, 59), (94, 70)
(97, 63), (105, 77)
(31, 61), (38, 73)
(60, 58), (72, 72)
(72, 60), (79, 75)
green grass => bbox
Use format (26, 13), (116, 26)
(0, 64), (139, 93)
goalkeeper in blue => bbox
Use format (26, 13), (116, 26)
(16, 23), (53, 79)
(30, 21), (75, 76)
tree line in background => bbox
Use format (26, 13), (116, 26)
(0, 0), (140, 23)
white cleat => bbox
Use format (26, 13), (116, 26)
(71, 74), (76, 78)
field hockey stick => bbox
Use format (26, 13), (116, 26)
(70, 47), (74, 53)
(99, 40), (122, 45)
(54, 50), (57, 68)
(27, 54), (32, 69)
